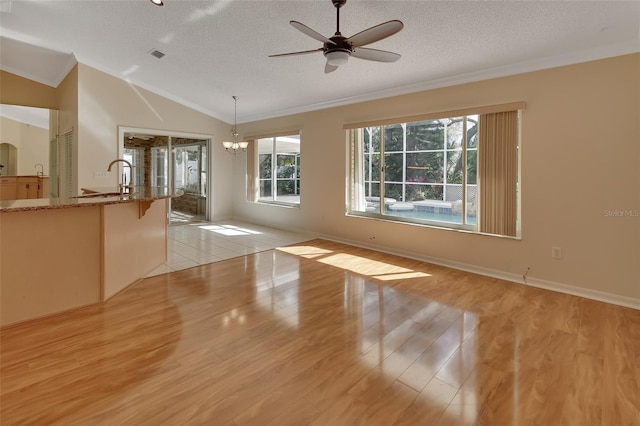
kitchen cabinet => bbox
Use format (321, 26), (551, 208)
(0, 177), (18, 200)
(17, 176), (39, 199)
(40, 177), (50, 197)
(0, 176), (48, 200)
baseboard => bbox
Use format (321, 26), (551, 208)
(204, 214), (235, 222)
(229, 216), (319, 240)
(316, 233), (640, 311)
(520, 276), (640, 310)
(0, 301), (102, 330)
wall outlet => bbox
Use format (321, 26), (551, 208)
(94, 171), (109, 178)
(551, 246), (563, 259)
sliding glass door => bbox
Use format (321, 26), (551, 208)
(122, 131), (209, 224)
(171, 141), (207, 222)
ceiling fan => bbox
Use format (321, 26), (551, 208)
(269, 0), (403, 74)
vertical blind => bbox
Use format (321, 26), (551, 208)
(58, 128), (74, 198)
(245, 140), (258, 202)
(49, 136), (59, 197)
(478, 111), (519, 237)
(349, 128), (367, 212)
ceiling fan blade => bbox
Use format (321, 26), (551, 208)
(351, 47), (401, 63)
(269, 48), (323, 58)
(290, 21), (336, 45)
(325, 63), (339, 74)
(346, 20), (404, 47)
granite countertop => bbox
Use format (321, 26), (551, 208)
(0, 186), (183, 213)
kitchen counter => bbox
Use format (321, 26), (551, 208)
(0, 186), (181, 326)
(0, 186), (183, 212)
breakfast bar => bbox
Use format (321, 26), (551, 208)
(0, 186), (182, 326)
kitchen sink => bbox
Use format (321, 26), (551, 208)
(72, 192), (123, 198)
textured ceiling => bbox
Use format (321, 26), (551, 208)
(1, 0), (639, 124)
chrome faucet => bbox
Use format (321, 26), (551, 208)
(107, 159), (134, 194)
(34, 163), (44, 178)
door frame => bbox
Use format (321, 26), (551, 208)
(118, 126), (213, 222)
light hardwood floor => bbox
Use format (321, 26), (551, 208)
(1, 239), (639, 425)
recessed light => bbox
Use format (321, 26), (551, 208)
(150, 0), (164, 6)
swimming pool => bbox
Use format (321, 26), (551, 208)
(385, 208), (477, 225)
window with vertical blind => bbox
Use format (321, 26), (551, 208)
(247, 133), (301, 206)
(347, 103), (523, 237)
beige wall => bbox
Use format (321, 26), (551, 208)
(75, 64), (233, 218)
(0, 116), (49, 175)
(56, 65), (79, 196)
(4, 53), (638, 306)
(235, 54), (640, 305)
(1, 67), (235, 217)
(0, 70), (61, 178)
(0, 70), (57, 109)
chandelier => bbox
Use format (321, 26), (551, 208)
(221, 96), (248, 155)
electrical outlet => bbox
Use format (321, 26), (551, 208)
(94, 171), (109, 178)
(551, 246), (562, 259)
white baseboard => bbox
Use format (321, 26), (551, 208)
(316, 233), (640, 311)
(230, 216), (319, 239)
(518, 276), (640, 310)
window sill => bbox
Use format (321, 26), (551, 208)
(346, 211), (521, 240)
(256, 200), (300, 209)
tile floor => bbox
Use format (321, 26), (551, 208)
(146, 220), (313, 277)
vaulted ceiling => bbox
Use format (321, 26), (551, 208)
(1, 0), (639, 124)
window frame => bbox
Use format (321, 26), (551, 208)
(254, 133), (301, 207)
(346, 103), (523, 238)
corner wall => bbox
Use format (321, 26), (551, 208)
(233, 54), (640, 306)
(75, 64), (234, 219)
(0, 70), (57, 108)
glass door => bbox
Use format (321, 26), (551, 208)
(122, 130), (209, 224)
(170, 140), (207, 223)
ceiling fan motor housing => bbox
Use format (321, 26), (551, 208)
(324, 36), (352, 53)
(332, 0), (346, 9)
(324, 35), (352, 66)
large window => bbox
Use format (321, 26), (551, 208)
(256, 134), (300, 205)
(349, 106), (521, 237)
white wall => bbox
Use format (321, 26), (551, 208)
(233, 54), (640, 307)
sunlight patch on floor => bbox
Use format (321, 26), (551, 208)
(197, 224), (263, 236)
(317, 252), (431, 279)
(277, 245), (333, 258)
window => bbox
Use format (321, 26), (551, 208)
(255, 134), (301, 205)
(150, 147), (169, 187)
(123, 147), (145, 186)
(348, 105), (521, 237)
